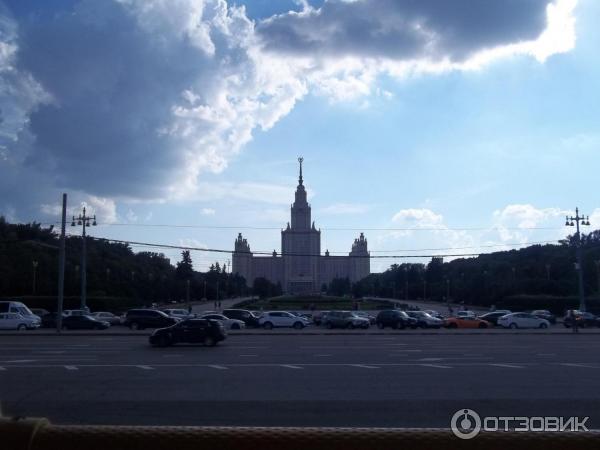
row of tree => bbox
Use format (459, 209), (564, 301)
(3, 217), (600, 311)
(325, 232), (600, 310)
(0, 218), (247, 302)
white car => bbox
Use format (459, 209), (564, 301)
(162, 308), (193, 319)
(497, 312), (550, 329)
(0, 312), (41, 330)
(407, 311), (444, 328)
(456, 310), (476, 318)
(200, 313), (245, 330)
(91, 312), (121, 326)
(259, 311), (310, 329)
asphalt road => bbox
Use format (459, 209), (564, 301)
(1, 334), (599, 428)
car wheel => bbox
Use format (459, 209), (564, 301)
(347, 323), (355, 329)
(377, 322), (384, 329)
(293, 322), (304, 329)
(448, 323), (458, 329)
(204, 336), (216, 347)
(326, 322), (333, 329)
(399, 322), (406, 330)
(478, 322), (487, 329)
(362, 324), (370, 329)
(231, 323), (241, 330)
(130, 322), (140, 331)
(509, 323), (518, 329)
(539, 323), (548, 329)
(263, 322), (273, 330)
(17, 324), (27, 331)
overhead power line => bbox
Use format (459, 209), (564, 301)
(87, 236), (561, 260)
(39, 221), (566, 232)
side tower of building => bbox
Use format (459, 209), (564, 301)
(281, 157), (321, 294)
(349, 232), (370, 282)
(232, 232), (252, 286)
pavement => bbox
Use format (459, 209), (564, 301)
(1, 333), (599, 428)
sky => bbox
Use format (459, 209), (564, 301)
(0, 0), (599, 272)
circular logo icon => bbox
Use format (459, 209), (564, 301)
(451, 408), (481, 439)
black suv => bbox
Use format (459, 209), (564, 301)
(375, 310), (416, 329)
(149, 319), (226, 347)
(222, 309), (260, 328)
(124, 309), (179, 330)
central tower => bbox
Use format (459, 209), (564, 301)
(281, 157), (321, 293)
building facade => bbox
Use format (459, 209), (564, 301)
(232, 158), (370, 294)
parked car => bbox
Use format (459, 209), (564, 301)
(149, 318), (226, 347)
(91, 311), (121, 326)
(41, 312), (63, 328)
(354, 311), (376, 324)
(222, 309), (260, 328)
(406, 311), (444, 328)
(424, 310), (444, 320)
(498, 312), (550, 329)
(290, 311), (313, 321)
(0, 312), (41, 330)
(162, 308), (193, 319)
(258, 311), (310, 329)
(323, 311), (370, 329)
(563, 311), (599, 328)
(456, 310), (476, 318)
(123, 309), (180, 330)
(477, 311), (510, 326)
(30, 308), (50, 319)
(62, 315), (110, 330)
(312, 311), (331, 325)
(531, 310), (556, 324)
(200, 313), (245, 330)
(375, 310), (416, 329)
(63, 309), (91, 317)
(444, 317), (491, 329)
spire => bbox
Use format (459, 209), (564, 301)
(298, 156), (303, 185)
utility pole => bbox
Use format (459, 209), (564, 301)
(203, 280), (207, 301)
(595, 260), (600, 295)
(57, 194), (67, 333)
(404, 267), (408, 301)
(446, 278), (450, 300)
(72, 207), (96, 310)
(186, 279), (190, 306)
(565, 208), (590, 311)
(423, 279), (427, 301)
(32, 260), (38, 295)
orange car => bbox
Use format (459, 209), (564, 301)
(444, 316), (492, 329)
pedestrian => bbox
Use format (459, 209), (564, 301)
(448, 306), (454, 316)
(218, 300), (222, 309)
(188, 304), (192, 315)
(214, 300), (217, 309)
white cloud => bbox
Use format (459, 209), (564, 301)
(0, 0), (578, 215)
(201, 207), (216, 216)
(125, 209), (138, 222)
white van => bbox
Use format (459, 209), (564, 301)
(0, 301), (39, 319)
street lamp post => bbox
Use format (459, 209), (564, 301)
(32, 260), (38, 295)
(71, 207), (97, 310)
(565, 208), (590, 311)
(595, 260), (600, 295)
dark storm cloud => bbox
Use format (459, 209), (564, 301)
(10, 1), (216, 198)
(257, 0), (550, 61)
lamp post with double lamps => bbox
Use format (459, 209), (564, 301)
(565, 208), (590, 311)
(72, 207), (97, 310)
